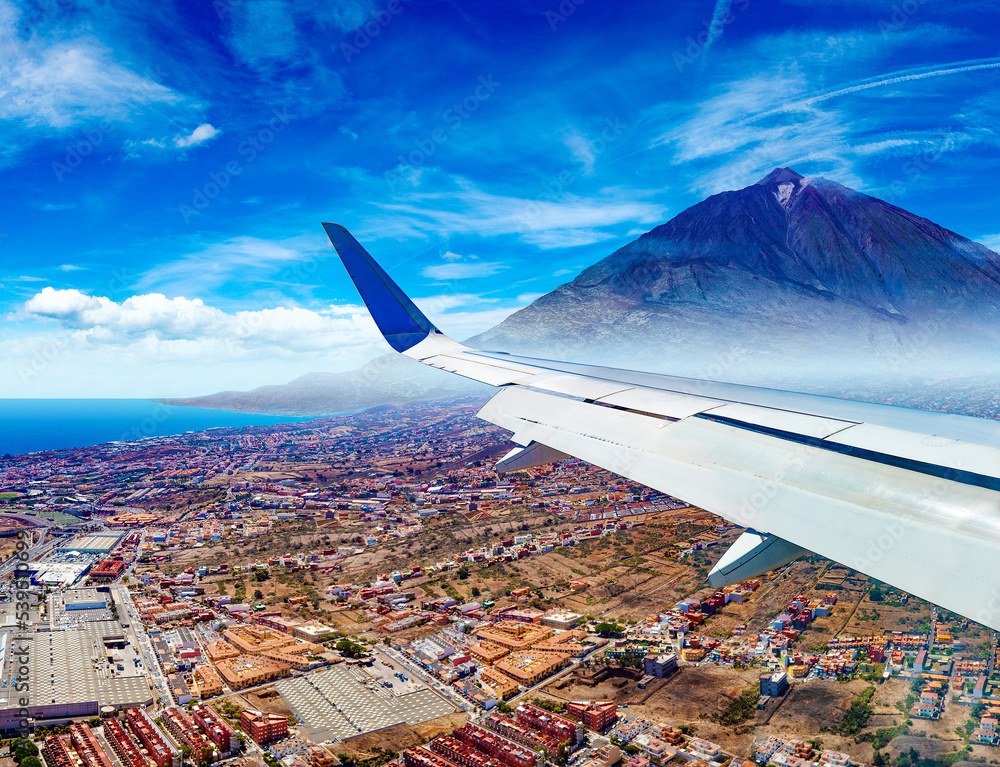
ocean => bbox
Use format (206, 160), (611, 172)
(0, 399), (315, 457)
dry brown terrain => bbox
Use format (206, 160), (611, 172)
(330, 712), (467, 758)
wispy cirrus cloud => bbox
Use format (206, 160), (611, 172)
(421, 257), (506, 281)
(371, 175), (666, 249)
(136, 236), (322, 295)
(647, 26), (1000, 196)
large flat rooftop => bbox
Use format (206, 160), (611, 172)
(59, 532), (122, 554)
(0, 618), (153, 723)
(277, 666), (455, 743)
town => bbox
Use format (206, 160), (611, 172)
(0, 398), (997, 767)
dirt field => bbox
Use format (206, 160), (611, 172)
(330, 712), (467, 758)
(543, 665), (650, 703)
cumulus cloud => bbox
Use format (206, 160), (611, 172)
(174, 123), (220, 148)
(22, 287), (382, 352)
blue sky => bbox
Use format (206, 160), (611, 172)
(3, 0), (1000, 397)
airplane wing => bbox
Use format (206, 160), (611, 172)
(323, 223), (1000, 630)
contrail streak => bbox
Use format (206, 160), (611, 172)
(739, 58), (1000, 125)
(702, 0), (733, 57)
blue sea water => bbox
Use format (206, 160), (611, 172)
(0, 399), (315, 456)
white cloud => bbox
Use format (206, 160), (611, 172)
(57, 264), (84, 272)
(975, 234), (1000, 253)
(8, 283), (534, 396)
(702, 0), (733, 57)
(372, 177), (666, 250)
(647, 29), (994, 196)
(421, 261), (506, 281)
(413, 293), (498, 313)
(22, 287), (383, 352)
(0, 3), (183, 132)
(137, 236), (321, 294)
(564, 130), (596, 174)
(174, 123), (220, 148)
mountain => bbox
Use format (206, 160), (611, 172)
(472, 167), (1000, 379)
(161, 354), (484, 416)
(166, 168), (1000, 415)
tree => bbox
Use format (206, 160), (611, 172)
(19, 757), (41, 767)
(253, 589), (264, 600)
(593, 621), (625, 638)
(336, 639), (367, 658)
(13, 740), (39, 763)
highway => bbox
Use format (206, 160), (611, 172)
(0, 534), (59, 579)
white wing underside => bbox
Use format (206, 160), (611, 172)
(324, 223), (1000, 630)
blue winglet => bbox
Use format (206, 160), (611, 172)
(322, 223), (437, 352)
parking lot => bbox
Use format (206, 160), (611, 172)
(276, 663), (457, 744)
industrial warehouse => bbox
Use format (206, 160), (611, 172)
(0, 590), (154, 729)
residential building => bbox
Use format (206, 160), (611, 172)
(126, 707), (180, 767)
(515, 703), (580, 744)
(566, 700), (618, 731)
(104, 718), (147, 767)
(69, 723), (115, 767)
(759, 672), (788, 697)
(643, 654), (678, 679)
(241, 709), (289, 745)
(192, 704), (235, 751)
(44, 735), (76, 767)
(453, 723), (537, 767)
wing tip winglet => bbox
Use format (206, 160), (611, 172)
(321, 222), (438, 353)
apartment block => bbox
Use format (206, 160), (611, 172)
(404, 747), (462, 767)
(192, 665), (224, 698)
(164, 707), (215, 763)
(566, 700), (618, 731)
(431, 736), (506, 767)
(482, 713), (561, 755)
(215, 654), (290, 689)
(515, 703), (580, 744)
(69, 723), (114, 767)
(453, 723), (537, 767)
(643, 654), (678, 679)
(192, 704), (235, 751)
(126, 706), (179, 767)
(241, 708), (289, 745)
(44, 735), (75, 767)
(104, 717), (147, 767)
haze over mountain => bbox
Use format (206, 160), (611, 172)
(164, 168), (1000, 416)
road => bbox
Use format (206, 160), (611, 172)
(113, 584), (174, 708)
(0, 536), (59, 579)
